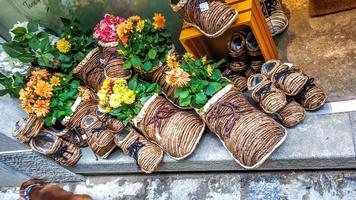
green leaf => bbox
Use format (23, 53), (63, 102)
(143, 61), (152, 72)
(179, 90), (189, 99)
(11, 27), (27, 37)
(194, 92), (208, 105)
(44, 116), (54, 127)
(61, 63), (72, 68)
(205, 82), (222, 96)
(60, 17), (71, 26)
(179, 95), (192, 107)
(29, 37), (40, 50)
(17, 53), (34, 63)
(123, 61), (132, 69)
(27, 21), (39, 32)
(2, 42), (25, 58)
(0, 89), (10, 96)
(74, 52), (85, 61)
(148, 49), (157, 59)
(59, 54), (71, 62)
(131, 56), (142, 67)
(145, 83), (157, 93)
(128, 76), (138, 90)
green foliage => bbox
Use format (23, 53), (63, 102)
(0, 73), (25, 98)
(44, 73), (80, 126)
(109, 76), (160, 125)
(118, 17), (172, 72)
(57, 18), (96, 72)
(174, 56), (229, 109)
(2, 21), (58, 68)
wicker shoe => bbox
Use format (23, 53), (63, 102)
(80, 115), (116, 159)
(261, 60), (308, 96)
(13, 115), (44, 143)
(114, 128), (164, 173)
(55, 128), (88, 148)
(228, 31), (247, 58)
(275, 100), (306, 128)
(246, 32), (262, 57)
(29, 129), (81, 166)
(260, 0), (288, 36)
(248, 74), (287, 113)
(170, 0), (238, 38)
(223, 68), (247, 92)
(294, 77), (327, 111)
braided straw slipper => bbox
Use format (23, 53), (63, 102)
(170, 0), (238, 38)
(55, 128), (88, 148)
(275, 100), (306, 128)
(115, 128), (164, 173)
(30, 129), (81, 166)
(81, 115), (116, 159)
(223, 68), (247, 92)
(133, 94), (205, 160)
(294, 77), (328, 111)
(229, 57), (248, 73)
(261, 61), (308, 96)
(246, 32), (262, 57)
(197, 84), (287, 169)
(13, 115), (44, 143)
(247, 74), (287, 113)
(228, 31), (247, 58)
(244, 67), (257, 79)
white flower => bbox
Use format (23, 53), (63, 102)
(0, 52), (31, 76)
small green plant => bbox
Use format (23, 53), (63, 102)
(0, 73), (25, 98)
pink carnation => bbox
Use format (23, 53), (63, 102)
(94, 14), (126, 43)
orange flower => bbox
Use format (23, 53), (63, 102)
(120, 34), (129, 47)
(136, 20), (145, 32)
(153, 13), (166, 30)
(165, 68), (190, 88)
(21, 98), (34, 113)
(33, 99), (50, 117)
(128, 15), (141, 23)
(31, 69), (50, 80)
(78, 87), (91, 101)
(34, 80), (53, 98)
(50, 76), (61, 87)
(125, 21), (133, 33)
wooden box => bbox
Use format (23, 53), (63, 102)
(179, 0), (278, 60)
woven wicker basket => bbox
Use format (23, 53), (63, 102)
(170, 0), (238, 38)
(197, 84), (287, 169)
(115, 128), (164, 173)
(275, 100), (306, 128)
(247, 74), (287, 114)
(132, 94), (205, 160)
(30, 129), (82, 166)
(13, 115), (44, 143)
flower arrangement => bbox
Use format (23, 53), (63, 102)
(165, 52), (229, 108)
(2, 21), (57, 68)
(116, 14), (172, 72)
(56, 18), (96, 72)
(94, 14), (126, 43)
(97, 76), (159, 125)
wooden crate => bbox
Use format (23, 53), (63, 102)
(179, 0), (278, 60)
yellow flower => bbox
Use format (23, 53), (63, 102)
(123, 89), (136, 104)
(126, 21), (133, 33)
(117, 49), (125, 55)
(202, 56), (207, 65)
(98, 104), (112, 114)
(166, 52), (180, 69)
(183, 52), (194, 60)
(33, 99), (50, 117)
(128, 16), (141, 23)
(56, 38), (71, 53)
(34, 80), (53, 98)
(102, 79), (112, 89)
(153, 13), (166, 30)
(165, 68), (191, 88)
(116, 23), (126, 37)
(114, 79), (128, 90)
(50, 76), (60, 87)
(109, 93), (124, 108)
(97, 89), (109, 103)
(136, 20), (145, 32)
(206, 65), (213, 76)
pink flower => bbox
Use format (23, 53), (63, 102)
(94, 14), (126, 42)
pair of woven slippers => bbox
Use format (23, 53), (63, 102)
(13, 115), (82, 166)
(259, 0), (288, 36)
(170, 0), (238, 38)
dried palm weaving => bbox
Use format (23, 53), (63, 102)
(229, 59), (248, 73)
(13, 115), (44, 143)
(246, 32), (262, 56)
(223, 68), (247, 92)
(133, 94), (205, 160)
(115, 128), (164, 173)
(30, 129), (81, 166)
(294, 77), (328, 111)
(170, 0), (238, 38)
(228, 31), (247, 58)
(199, 85), (287, 168)
(74, 47), (131, 92)
(247, 74), (286, 114)
(244, 67), (257, 78)
(275, 100), (305, 128)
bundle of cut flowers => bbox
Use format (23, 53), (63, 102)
(94, 14), (126, 43)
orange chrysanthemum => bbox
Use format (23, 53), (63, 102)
(136, 20), (145, 32)
(33, 99), (50, 117)
(31, 69), (50, 80)
(165, 68), (191, 88)
(34, 80), (53, 98)
(153, 13), (166, 30)
(128, 15), (141, 23)
(125, 21), (134, 33)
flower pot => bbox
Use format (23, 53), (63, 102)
(132, 94), (205, 160)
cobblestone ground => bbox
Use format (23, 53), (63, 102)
(1, 170), (356, 200)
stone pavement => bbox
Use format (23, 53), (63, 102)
(1, 170), (356, 200)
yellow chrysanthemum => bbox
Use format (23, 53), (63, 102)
(116, 23), (126, 37)
(126, 21), (134, 33)
(183, 52), (194, 60)
(102, 79), (112, 90)
(50, 76), (61, 87)
(153, 13), (166, 30)
(128, 16), (141, 23)
(206, 65), (213, 76)
(56, 38), (71, 53)
(114, 79), (128, 90)
(109, 93), (124, 108)
(97, 89), (109, 103)
(33, 99), (50, 117)
(34, 80), (53, 98)
(123, 89), (136, 104)
(136, 20), (145, 32)
(98, 104), (112, 114)
(166, 52), (180, 69)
